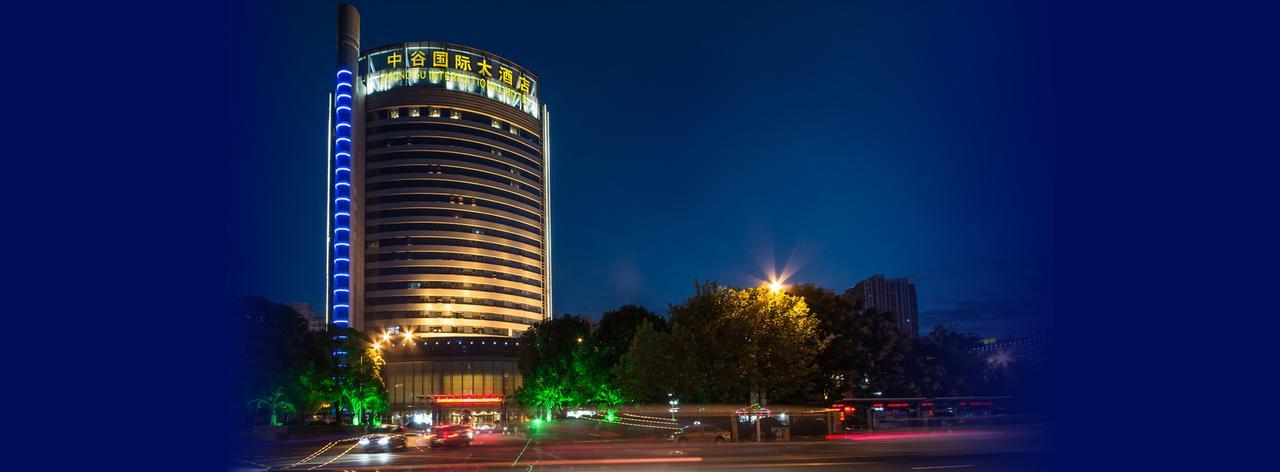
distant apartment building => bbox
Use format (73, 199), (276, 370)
(290, 303), (326, 331)
(851, 275), (918, 337)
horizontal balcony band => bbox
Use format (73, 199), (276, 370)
(366, 138), (542, 175)
(364, 152), (542, 190)
(365, 315), (541, 329)
(364, 287), (543, 305)
(366, 214), (541, 241)
(367, 201), (541, 228)
(361, 229), (543, 256)
(365, 244), (542, 266)
(365, 116), (544, 151)
(366, 174), (543, 204)
(364, 273), (544, 292)
(366, 189), (543, 219)
(365, 259), (543, 280)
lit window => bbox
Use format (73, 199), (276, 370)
(428, 107), (441, 118)
(408, 282), (422, 289)
(491, 119), (502, 128)
(390, 109), (400, 119)
(409, 107), (421, 118)
(508, 126), (519, 135)
(450, 110), (462, 120)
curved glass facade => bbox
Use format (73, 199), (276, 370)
(354, 43), (550, 340)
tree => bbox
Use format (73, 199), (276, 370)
(911, 326), (987, 397)
(613, 320), (675, 402)
(667, 282), (820, 405)
(788, 283), (860, 401)
(248, 386), (296, 426)
(517, 368), (572, 421)
(230, 296), (327, 426)
(596, 304), (667, 370)
(730, 286), (821, 404)
(846, 301), (917, 397)
(330, 328), (387, 426)
(514, 316), (597, 418)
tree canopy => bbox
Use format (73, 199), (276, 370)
(230, 297), (387, 426)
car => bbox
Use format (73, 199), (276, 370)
(670, 424), (730, 443)
(358, 425), (409, 452)
(428, 424), (474, 448)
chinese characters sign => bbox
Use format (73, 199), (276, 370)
(360, 43), (540, 119)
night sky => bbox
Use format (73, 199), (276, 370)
(229, 0), (1053, 338)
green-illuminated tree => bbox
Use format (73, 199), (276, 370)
(516, 365), (573, 421)
(231, 296), (330, 426)
(289, 364), (335, 423)
(515, 316), (594, 418)
(248, 386), (296, 426)
(330, 328), (387, 426)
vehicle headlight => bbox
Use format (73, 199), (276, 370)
(358, 438), (370, 445)
(378, 437), (390, 445)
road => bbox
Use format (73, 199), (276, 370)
(233, 425), (1052, 471)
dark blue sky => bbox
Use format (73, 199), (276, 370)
(230, 0), (1053, 338)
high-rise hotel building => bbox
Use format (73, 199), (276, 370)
(851, 275), (919, 338)
(327, 4), (550, 422)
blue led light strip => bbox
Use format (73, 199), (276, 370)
(330, 69), (354, 327)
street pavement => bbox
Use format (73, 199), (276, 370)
(232, 424), (1052, 471)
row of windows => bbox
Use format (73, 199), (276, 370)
(367, 135), (542, 173)
(366, 280), (544, 300)
(366, 295), (541, 314)
(367, 310), (540, 327)
(367, 107), (542, 146)
(366, 163), (540, 194)
(367, 266), (542, 288)
(367, 222), (541, 248)
(365, 250), (542, 274)
(368, 235), (541, 261)
(368, 119), (541, 159)
(381, 323), (514, 337)
(368, 193), (542, 224)
(368, 148), (542, 184)
(366, 207), (540, 235)
(367, 179), (541, 209)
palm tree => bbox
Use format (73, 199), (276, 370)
(248, 386), (296, 426)
(592, 384), (625, 410)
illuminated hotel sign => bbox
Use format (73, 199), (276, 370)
(360, 42), (540, 119)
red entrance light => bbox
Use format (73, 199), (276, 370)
(432, 394), (504, 405)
